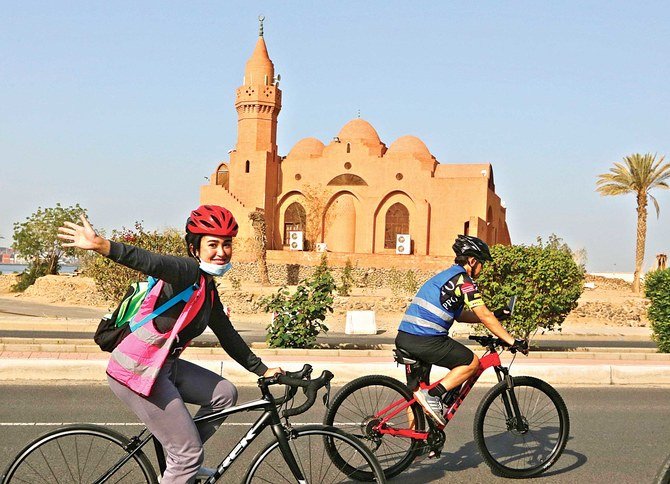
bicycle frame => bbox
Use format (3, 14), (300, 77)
(94, 385), (306, 484)
(374, 349), (517, 439)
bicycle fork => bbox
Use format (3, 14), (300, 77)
(494, 366), (528, 434)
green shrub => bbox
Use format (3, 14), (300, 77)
(228, 275), (242, 291)
(477, 235), (585, 339)
(262, 254), (335, 348)
(388, 268), (419, 296)
(337, 258), (355, 296)
(645, 268), (670, 353)
(81, 222), (186, 302)
(11, 261), (49, 292)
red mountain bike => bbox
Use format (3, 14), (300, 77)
(325, 335), (570, 480)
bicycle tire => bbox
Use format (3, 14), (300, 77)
(323, 375), (426, 480)
(1, 423), (158, 484)
(244, 425), (386, 483)
(655, 453), (670, 484)
(473, 376), (570, 478)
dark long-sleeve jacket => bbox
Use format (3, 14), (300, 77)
(107, 241), (268, 376)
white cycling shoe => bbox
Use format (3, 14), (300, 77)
(413, 388), (447, 426)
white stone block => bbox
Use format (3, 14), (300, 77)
(345, 311), (377, 335)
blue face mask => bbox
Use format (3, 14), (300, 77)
(199, 261), (232, 277)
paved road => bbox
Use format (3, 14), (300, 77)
(1, 384), (669, 482)
(0, 298), (103, 319)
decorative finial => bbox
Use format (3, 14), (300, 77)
(357, 109), (361, 118)
(258, 15), (265, 37)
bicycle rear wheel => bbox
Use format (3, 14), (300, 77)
(1, 423), (157, 484)
(324, 375), (426, 480)
(245, 425), (386, 483)
(474, 376), (570, 478)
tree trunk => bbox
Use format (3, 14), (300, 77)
(47, 250), (59, 275)
(249, 210), (270, 285)
(633, 191), (648, 294)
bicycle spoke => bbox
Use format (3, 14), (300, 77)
(55, 437), (77, 483)
(20, 458), (52, 484)
(38, 447), (61, 484)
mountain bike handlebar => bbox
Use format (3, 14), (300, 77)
(469, 335), (529, 355)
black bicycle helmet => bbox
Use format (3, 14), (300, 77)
(452, 235), (493, 262)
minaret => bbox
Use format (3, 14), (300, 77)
(228, 15), (282, 244)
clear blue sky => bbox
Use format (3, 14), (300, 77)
(2, 1), (669, 272)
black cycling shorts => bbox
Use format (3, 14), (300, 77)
(395, 330), (474, 388)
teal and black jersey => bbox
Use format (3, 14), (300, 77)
(398, 264), (484, 336)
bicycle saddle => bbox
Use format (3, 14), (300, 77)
(393, 348), (420, 365)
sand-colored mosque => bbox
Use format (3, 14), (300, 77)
(201, 21), (510, 260)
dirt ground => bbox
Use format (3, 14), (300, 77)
(0, 273), (649, 333)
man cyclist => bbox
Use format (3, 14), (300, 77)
(395, 234), (526, 426)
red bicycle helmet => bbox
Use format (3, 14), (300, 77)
(186, 205), (238, 237)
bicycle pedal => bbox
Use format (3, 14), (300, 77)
(428, 450), (441, 459)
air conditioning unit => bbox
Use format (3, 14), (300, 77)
(315, 243), (328, 253)
(289, 231), (304, 251)
(396, 234), (411, 255)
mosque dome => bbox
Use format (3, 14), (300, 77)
(288, 137), (325, 157)
(337, 119), (381, 143)
(387, 135), (432, 157)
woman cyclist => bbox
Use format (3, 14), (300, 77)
(58, 205), (282, 483)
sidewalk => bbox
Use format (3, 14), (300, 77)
(0, 306), (667, 387)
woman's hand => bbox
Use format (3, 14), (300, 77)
(57, 215), (110, 256)
(263, 367), (284, 378)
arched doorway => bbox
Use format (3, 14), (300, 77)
(324, 193), (357, 252)
(283, 202), (306, 246)
(384, 203), (409, 249)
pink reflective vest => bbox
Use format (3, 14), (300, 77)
(106, 275), (207, 396)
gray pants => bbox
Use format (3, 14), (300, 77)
(108, 357), (238, 484)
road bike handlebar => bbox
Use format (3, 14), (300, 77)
(279, 370), (334, 417)
(260, 364), (335, 418)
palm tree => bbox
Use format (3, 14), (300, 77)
(596, 153), (670, 293)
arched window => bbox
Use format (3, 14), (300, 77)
(245, 160), (250, 173)
(346, 143), (351, 153)
(284, 202), (306, 246)
(384, 203), (409, 249)
(463, 220), (470, 236)
(216, 163), (229, 188)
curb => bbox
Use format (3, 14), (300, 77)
(0, 337), (661, 356)
(1, 357), (670, 387)
(1, 340), (667, 359)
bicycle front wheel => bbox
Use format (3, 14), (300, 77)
(324, 375), (426, 480)
(474, 376), (570, 478)
(245, 425), (386, 483)
(1, 423), (157, 484)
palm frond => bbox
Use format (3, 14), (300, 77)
(597, 153), (670, 199)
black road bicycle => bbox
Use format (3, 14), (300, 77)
(2, 365), (385, 483)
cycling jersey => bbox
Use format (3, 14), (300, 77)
(398, 264), (484, 336)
